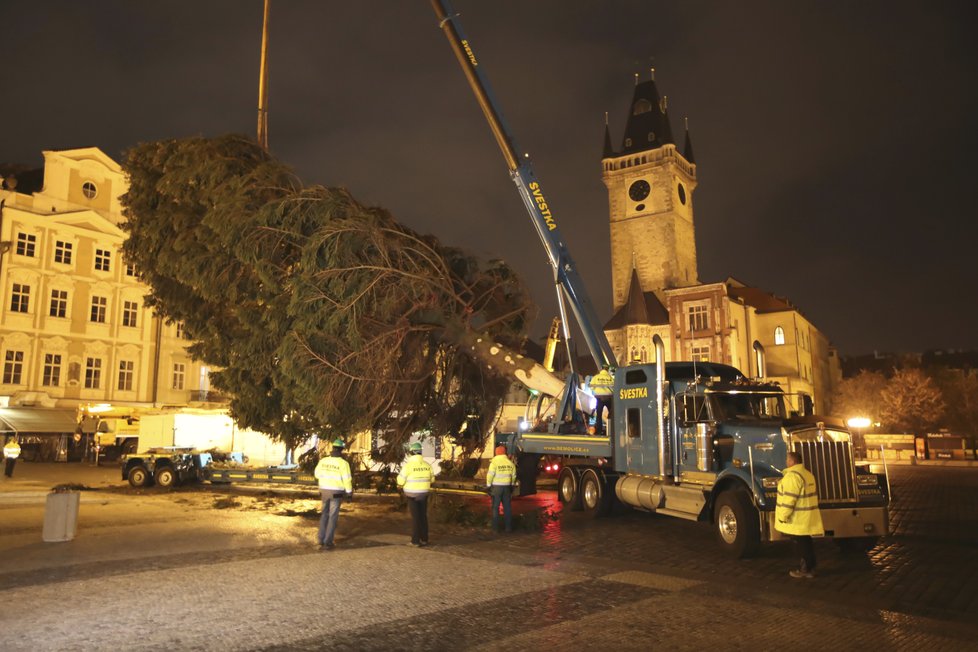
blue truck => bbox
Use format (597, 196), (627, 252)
(430, 0), (889, 556)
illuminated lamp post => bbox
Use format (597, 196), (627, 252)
(847, 416), (872, 460)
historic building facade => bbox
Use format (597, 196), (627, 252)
(0, 149), (217, 458)
(601, 76), (840, 414)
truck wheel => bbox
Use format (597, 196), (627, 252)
(127, 465), (150, 488)
(154, 466), (176, 489)
(580, 469), (612, 518)
(835, 536), (880, 553)
(713, 490), (760, 558)
(557, 467), (582, 511)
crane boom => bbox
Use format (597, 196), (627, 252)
(430, 0), (617, 372)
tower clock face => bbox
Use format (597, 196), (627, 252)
(628, 179), (651, 202)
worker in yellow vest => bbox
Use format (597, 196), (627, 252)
(776, 451), (825, 578)
(4, 436), (21, 478)
(397, 442), (434, 547)
(589, 365), (615, 435)
(314, 438), (353, 551)
(486, 445), (517, 533)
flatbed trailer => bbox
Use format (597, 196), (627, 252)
(204, 466), (317, 486)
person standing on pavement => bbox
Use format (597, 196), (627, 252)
(4, 436), (21, 478)
(486, 445), (517, 533)
(589, 365), (615, 435)
(314, 438), (353, 551)
(776, 451), (824, 578)
(397, 442), (434, 547)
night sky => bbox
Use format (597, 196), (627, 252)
(3, 1), (976, 356)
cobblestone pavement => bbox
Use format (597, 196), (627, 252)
(1, 464), (976, 650)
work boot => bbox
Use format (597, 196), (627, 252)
(789, 569), (815, 579)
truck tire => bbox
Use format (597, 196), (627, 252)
(127, 464), (151, 488)
(154, 465), (176, 489)
(580, 469), (612, 518)
(713, 490), (760, 558)
(557, 467), (582, 511)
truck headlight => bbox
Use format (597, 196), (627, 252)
(856, 474), (878, 486)
(761, 477), (779, 489)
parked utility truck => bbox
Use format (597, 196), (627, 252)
(430, 0), (889, 556)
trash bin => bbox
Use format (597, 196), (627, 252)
(42, 489), (80, 542)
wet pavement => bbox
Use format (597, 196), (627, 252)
(1, 463), (977, 650)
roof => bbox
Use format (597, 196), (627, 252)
(727, 284), (795, 313)
(619, 79), (675, 156)
(0, 408), (78, 434)
(605, 268), (670, 329)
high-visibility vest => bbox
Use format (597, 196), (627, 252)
(775, 464), (824, 536)
(397, 455), (434, 495)
(3, 439), (20, 460)
(315, 455), (352, 493)
(590, 369), (614, 397)
(486, 454), (517, 487)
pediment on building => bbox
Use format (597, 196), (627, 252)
(51, 209), (126, 238)
(43, 148), (122, 174)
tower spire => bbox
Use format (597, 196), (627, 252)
(603, 111), (614, 158)
(620, 71), (674, 154)
(683, 116), (696, 164)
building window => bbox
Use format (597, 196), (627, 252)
(10, 283), (30, 313)
(82, 181), (98, 199)
(172, 363), (186, 390)
(691, 345), (710, 362)
(54, 241), (73, 264)
(85, 358), (102, 389)
(687, 304), (709, 332)
(15, 232), (36, 257)
(774, 326), (785, 346)
(125, 261), (136, 277)
(175, 322), (185, 339)
(90, 296), (107, 323)
(49, 289), (68, 318)
(122, 300), (138, 327)
(2, 351), (24, 384)
(42, 353), (62, 386)
(118, 360), (134, 391)
(94, 248), (111, 272)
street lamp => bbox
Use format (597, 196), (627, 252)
(847, 417), (872, 459)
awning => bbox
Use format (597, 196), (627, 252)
(0, 407), (78, 434)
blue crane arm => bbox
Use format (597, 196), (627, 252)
(430, 0), (617, 371)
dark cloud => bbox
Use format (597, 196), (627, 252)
(3, 0), (975, 355)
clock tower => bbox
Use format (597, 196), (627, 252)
(602, 73), (698, 311)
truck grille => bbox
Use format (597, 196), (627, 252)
(793, 441), (857, 504)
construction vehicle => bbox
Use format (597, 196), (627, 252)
(430, 0), (889, 556)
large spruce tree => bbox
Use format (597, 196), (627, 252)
(121, 135), (534, 460)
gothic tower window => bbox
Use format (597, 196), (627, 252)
(774, 326), (785, 345)
(633, 99), (652, 115)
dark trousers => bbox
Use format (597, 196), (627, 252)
(490, 485), (512, 532)
(407, 494), (429, 544)
(3, 458), (15, 478)
(594, 396), (613, 434)
(791, 534), (816, 571)
(318, 491), (343, 546)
